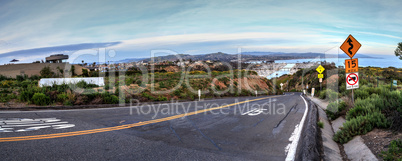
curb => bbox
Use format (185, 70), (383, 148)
(295, 96), (322, 160)
(309, 96), (380, 161)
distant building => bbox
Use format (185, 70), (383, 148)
(46, 54), (69, 63)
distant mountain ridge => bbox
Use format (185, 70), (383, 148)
(116, 51), (376, 63)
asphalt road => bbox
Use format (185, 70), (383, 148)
(0, 93), (307, 161)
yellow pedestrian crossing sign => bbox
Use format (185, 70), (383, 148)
(316, 65), (325, 74)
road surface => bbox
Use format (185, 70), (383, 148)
(0, 93), (308, 160)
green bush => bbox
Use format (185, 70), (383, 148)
(142, 92), (156, 101)
(40, 66), (55, 78)
(16, 75), (28, 81)
(317, 121), (324, 128)
(380, 139), (402, 161)
(101, 93), (119, 104)
(0, 94), (16, 103)
(319, 89), (340, 102)
(29, 75), (41, 80)
(0, 75), (8, 81)
(104, 84), (111, 90)
(157, 96), (168, 101)
(173, 90), (181, 96)
(326, 100), (346, 120)
(354, 88), (370, 100)
(31, 93), (51, 106)
(18, 85), (42, 103)
(334, 111), (389, 144)
(57, 93), (68, 103)
(76, 81), (98, 89)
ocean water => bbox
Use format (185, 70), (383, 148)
(265, 55), (401, 79)
(274, 55), (402, 68)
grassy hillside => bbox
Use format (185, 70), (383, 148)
(0, 70), (278, 107)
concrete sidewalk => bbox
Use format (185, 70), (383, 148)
(309, 96), (343, 161)
(309, 96), (379, 161)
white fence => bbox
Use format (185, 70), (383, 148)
(39, 77), (105, 87)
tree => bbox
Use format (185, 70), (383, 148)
(395, 42), (402, 60)
(40, 66), (55, 78)
(82, 69), (89, 77)
(70, 65), (76, 76)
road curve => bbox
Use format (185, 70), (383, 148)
(0, 93), (307, 161)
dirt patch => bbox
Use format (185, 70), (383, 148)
(0, 100), (29, 108)
(361, 128), (402, 160)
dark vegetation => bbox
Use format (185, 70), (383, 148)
(380, 139), (402, 161)
(0, 65), (274, 107)
(276, 65), (401, 146)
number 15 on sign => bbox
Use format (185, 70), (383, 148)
(345, 58), (358, 73)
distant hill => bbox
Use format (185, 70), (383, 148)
(242, 52), (375, 58)
(114, 58), (147, 63)
(116, 51), (376, 63)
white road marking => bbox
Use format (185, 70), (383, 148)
(241, 108), (267, 116)
(241, 99), (276, 116)
(1, 122), (69, 127)
(15, 126), (51, 132)
(0, 128), (14, 132)
(285, 95), (308, 161)
(0, 118), (75, 132)
(52, 124), (75, 129)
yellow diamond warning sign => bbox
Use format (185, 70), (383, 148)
(316, 65), (325, 74)
(340, 35), (361, 58)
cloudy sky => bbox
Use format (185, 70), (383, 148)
(0, 0), (401, 64)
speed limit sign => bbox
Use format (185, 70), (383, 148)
(345, 58), (358, 73)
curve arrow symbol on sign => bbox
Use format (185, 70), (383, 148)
(347, 38), (353, 55)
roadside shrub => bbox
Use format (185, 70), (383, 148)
(0, 75), (8, 81)
(29, 75), (41, 80)
(40, 66), (55, 78)
(326, 100), (346, 120)
(16, 75), (28, 81)
(31, 93), (51, 106)
(317, 121), (324, 128)
(173, 90), (181, 96)
(63, 101), (73, 106)
(57, 93), (68, 103)
(101, 92), (119, 104)
(157, 96), (168, 101)
(76, 81), (98, 88)
(333, 111), (389, 144)
(380, 139), (402, 161)
(142, 92), (156, 101)
(0, 80), (14, 88)
(18, 85), (42, 103)
(0, 94), (17, 103)
(319, 89), (339, 102)
(354, 88), (370, 100)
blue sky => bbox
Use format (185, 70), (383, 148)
(0, 0), (401, 64)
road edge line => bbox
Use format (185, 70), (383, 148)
(285, 94), (308, 161)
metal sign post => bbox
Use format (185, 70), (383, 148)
(316, 65), (325, 92)
(319, 78), (323, 91)
(341, 34), (362, 104)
